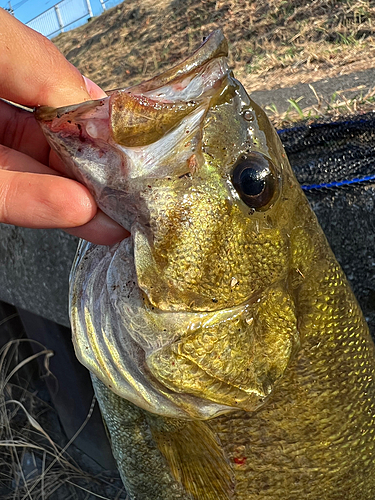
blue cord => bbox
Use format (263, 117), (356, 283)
(275, 117), (375, 190)
(301, 174), (375, 191)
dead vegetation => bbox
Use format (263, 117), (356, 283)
(53, 0), (375, 95)
(0, 338), (126, 500)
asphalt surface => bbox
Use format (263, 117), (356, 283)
(250, 67), (375, 114)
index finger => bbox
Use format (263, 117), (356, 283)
(0, 9), (103, 108)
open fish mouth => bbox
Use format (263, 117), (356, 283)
(36, 30), (228, 121)
(35, 30), (230, 234)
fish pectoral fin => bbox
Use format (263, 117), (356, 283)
(147, 416), (235, 500)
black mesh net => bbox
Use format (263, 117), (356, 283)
(278, 112), (375, 339)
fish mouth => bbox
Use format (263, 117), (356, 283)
(35, 30), (229, 149)
(34, 30), (231, 232)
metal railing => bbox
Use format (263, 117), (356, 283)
(26, 0), (107, 39)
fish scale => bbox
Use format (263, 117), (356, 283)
(208, 256), (375, 499)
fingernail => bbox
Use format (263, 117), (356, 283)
(83, 76), (107, 99)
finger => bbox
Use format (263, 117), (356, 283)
(0, 10), (106, 108)
(0, 100), (50, 165)
(0, 144), (96, 227)
(0, 143), (58, 175)
(0, 169), (97, 228)
(64, 211), (130, 245)
(83, 76), (106, 100)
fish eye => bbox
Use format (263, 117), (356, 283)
(231, 153), (277, 210)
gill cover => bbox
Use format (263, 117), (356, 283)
(36, 30), (300, 419)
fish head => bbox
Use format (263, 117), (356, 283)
(36, 31), (310, 419)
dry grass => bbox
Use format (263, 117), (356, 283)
(53, 0), (375, 96)
(0, 337), (126, 500)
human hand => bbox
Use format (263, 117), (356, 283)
(0, 9), (129, 244)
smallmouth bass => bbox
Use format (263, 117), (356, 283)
(36, 30), (375, 499)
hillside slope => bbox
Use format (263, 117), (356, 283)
(53, 0), (375, 96)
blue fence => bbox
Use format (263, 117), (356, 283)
(25, 0), (120, 39)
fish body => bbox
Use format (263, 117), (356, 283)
(36, 31), (375, 499)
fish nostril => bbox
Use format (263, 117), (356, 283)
(243, 109), (253, 121)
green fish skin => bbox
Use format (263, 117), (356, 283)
(36, 30), (375, 500)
